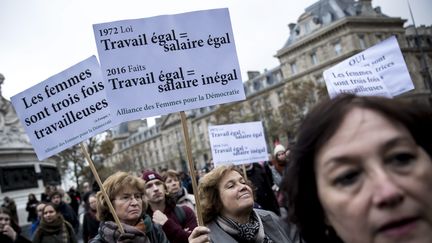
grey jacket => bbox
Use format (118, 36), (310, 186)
(207, 209), (300, 243)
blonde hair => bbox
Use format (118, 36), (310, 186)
(198, 165), (254, 224)
(96, 171), (147, 222)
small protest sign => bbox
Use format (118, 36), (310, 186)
(208, 121), (268, 166)
(93, 8), (245, 124)
(324, 36), (414, 98)
(11, 56), (113, 160)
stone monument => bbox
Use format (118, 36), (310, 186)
(0, 74), (60, 226)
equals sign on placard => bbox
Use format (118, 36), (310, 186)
(179, 32), (188, 38)
(187, 70), (195, 76)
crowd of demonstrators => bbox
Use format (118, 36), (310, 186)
(162, 169), (196, 212)
(142, 170), (197, 243)
(30, 203), (46, 238)
(1, 197), (19, 225)
(50, 191), (80, 234)
(189, 165), (301, 243)
(32, 203), (77, 243)
(17, 92), (432, 243)
(91, 171), (168, 243)
(282, 94), (432, 243)
(82, 194), (99, 243)
(0, 207), (31, 243)
(26, 194), (39, 223)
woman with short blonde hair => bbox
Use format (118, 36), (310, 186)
(91, 172), (169, 243)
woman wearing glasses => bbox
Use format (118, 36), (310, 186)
(91, 172), (169, 243)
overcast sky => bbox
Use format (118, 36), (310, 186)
(1, 0), (431, 101)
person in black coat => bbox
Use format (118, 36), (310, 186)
(245, 162), (281, 215)
(50, 191), (79, 233)
(25, 193), (39, 223)
(82, 194), (100, 243)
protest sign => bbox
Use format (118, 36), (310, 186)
(11, 56), (112, 160)
(323, 65), (392, 98)
(324, 36), (414, 98)
(93, 8), (245, 124)
(208, 121), (268, 166)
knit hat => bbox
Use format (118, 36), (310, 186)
(273, 144), (286, 157)
(141, 170), (163, 183)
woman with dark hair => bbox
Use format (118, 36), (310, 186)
(0, 207), (31, 243)
(162, 169), (196, 211)
(282, 94), (432, 243)
(32, 203), (77, 243)
(189, 165), (300, 243)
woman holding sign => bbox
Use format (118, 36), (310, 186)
(91, 172), (169, 243)
(189, 165), (301, 243)
(282, 94), (432, 243)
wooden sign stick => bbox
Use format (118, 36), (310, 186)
(80, 142), (125, 233)
(179, 111), (204, 226)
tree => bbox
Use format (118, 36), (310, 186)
(279, 79), (328, 141)
(55, 133), (114, 190)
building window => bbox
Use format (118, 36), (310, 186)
(277, 90), (284, 103)
(311, 52), (318, 65)
(290, 62), (298, 74)
(376, 34), (383, 42)
(315, 75), (324, 83)
(359, 35), (366, 49)
(334, 42), (342, 55)
(253, 80), (261, 91)
(304, 22), (311, 34)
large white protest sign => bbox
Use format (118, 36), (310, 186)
(324, 65), (392, 98)
(11, 56), (113, 160)
(208, 121), (268, 166)
(93, 8), (245, 124)
(324, 36), (414, 98)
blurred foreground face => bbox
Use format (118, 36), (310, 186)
(43, 205), (58, 223)
(315, 108), (432, 243)
(165, 176), (181, 194)
(36, 203), (46, 218)
(218, 170), (254, 219)
(0, 213), (10, 231)
(89, 196), (97, 211)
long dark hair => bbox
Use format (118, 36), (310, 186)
(0, 207), (20, 234)
(282, 94), (432, 243)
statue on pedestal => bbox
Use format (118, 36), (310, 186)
(0, 73), (31, 147)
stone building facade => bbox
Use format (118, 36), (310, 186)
(106, 0), (432, 172)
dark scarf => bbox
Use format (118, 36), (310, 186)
(216, 210), (273, 243)
(98, 220), (149, 243)
(34, 215), (70, 243)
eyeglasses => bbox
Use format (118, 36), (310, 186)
(115, 193), (143, 203)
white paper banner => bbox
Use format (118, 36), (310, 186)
(93, 8), (245, 124)
(324, 36), (414, 98)
(208, 121), (268, 166)
(11, 56), (113, 160)
(323, 65), (392, 98)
